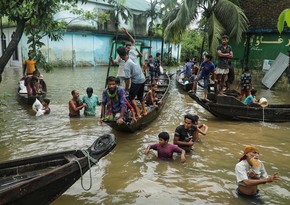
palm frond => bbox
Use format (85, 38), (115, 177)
(163, 0), (199, 42)
(207, 13), (225, 54)
(214, 0), (249, 43)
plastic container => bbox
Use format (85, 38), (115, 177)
(259, 97), (268, 107)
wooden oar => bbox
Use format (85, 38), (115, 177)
(105, 42), (115, 88)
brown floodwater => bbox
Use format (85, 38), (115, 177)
(0, 66), (290, 205)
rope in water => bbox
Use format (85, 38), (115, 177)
(73, 149), (99, 191)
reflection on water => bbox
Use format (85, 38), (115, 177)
(0, 66), (290, 205)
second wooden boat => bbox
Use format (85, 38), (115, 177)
(189, 92), (290, 122)
(104, 73), (171, 132)
(0, 134), (117, 205)
(17, 77), (47, 105)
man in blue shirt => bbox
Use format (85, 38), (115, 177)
(181, 58), (194, 79)
(191, 54), (215, 100)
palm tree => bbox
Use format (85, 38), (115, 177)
(162, 0), (249, 55)
(104, 0), (132, 85)
(107, 0), (132, 34)
(143, 0), (160, 55)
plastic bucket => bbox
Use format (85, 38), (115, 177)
(259, 97), (268, 107)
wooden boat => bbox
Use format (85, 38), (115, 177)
(17, 77), (47, 105)
(104, 73), (170, 132)
(175, 70), (193, 91)
(0, 134), (116, 205)
(188, 92), (290, 122)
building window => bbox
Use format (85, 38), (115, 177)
(11, 32), (19, 60)
(133, 14), (146, 35)
(1, 32), (6, 54)
(95, 8), (109, 32)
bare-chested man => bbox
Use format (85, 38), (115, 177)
(69, 89), (87, 118)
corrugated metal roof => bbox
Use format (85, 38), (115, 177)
(93, 0), (150, 12)
(124, 0), (150, 12)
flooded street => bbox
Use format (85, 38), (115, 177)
(0, 66), (290, 205)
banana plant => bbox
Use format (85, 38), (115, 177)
(277, 8), (290, 34)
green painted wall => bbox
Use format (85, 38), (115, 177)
(232, 33), (290, 69)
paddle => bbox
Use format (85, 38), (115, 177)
(105, 42), (115, 88)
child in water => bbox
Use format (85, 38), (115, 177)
(41, 98), (51, 114)
(145, 132), (186, 163)
(192, 114), (208, 138)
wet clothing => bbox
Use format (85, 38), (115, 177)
(44, 107), (50, 115)
(149, 143), (183, 160)
(83, 94), (99, 116)
(101, 87), (127, 120)
(69, 113), (80, 118)
(235, 159), (268, 184)
(236, 188), (260, 198)
(174, 125), (197, 142)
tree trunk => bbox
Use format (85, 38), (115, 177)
(200, 31), (206, 64)
(149, 32), (152, 56)
(0, 19), (26, 83)
(161, 29), (164, 62)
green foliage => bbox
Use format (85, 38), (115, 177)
(0, 0), (88, 79)
(180, 29), (204, 62)
(143, 0), (161, 38)
(105, 0), (132, 28)
(162, 52), (178, 66)
(161, 0), (248, 53)
(277, 9), (290, 33)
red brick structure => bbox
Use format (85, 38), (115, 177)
(240, 0), (290, 30)
(237, 0), (290, 88)
(234, 0), (290, 68)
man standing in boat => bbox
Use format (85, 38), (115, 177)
(117, 28), (147, 119)
(235, 145), (279, 197)
(23, 54), (36, 76)
(216, 35), (233, 94)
